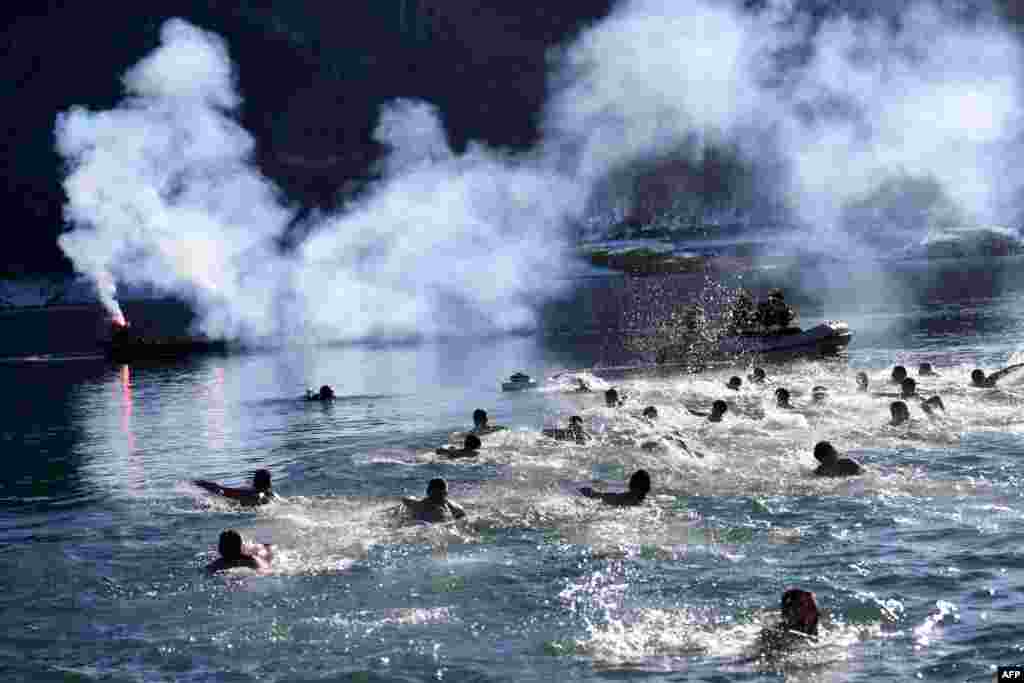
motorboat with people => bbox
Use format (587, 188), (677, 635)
(655, 288), (852, 362)
(716, 320), (852, 355)
(501, 372), (537, 391)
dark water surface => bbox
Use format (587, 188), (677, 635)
(2, 263), (1024, 681)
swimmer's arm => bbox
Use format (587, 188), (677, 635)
(205, 558), (228, 573)
(686, 408), (709, 417)
(578, 487), (615, 503)
(446, 500), (467, 519)
(441, 449), (478, 459)
(194, 480), (228, 496)
(988, 363), (1024, 383)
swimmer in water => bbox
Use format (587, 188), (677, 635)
(891, 365), (908, 384)
(812, 440), (863, 476)
(811, 385), (828, 403)
(471, 409), (507, 435)
(401, 478), (466, 523)
(889, 400), (911, 426)
(689, 399), (728, 422)
(579, 469), (651, 507)
(542, 415), (591, 443)
(205, 529), (272, 573)
(193, 469), (278, 506)
(639, 406), (696, 454)
(436, 434), (482, 459)
(727, 376), (743, 391)
(757, 588), (820, 655)
(775, 387), (793, 409)
(605, 388), (626, 407)
(919, 362), (938, 377)
(970, 362), (1024, 387)
(900, 377), (917, 399)
(748, 367), (766, 384)
(856, 372), (869, 392)
(575, 378), (592, 393)
(305, 385), (335, 401)
(921, 395), (945, 416)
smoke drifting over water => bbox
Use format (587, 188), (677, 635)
(57, 20), (582, 342)
(57, 3), (1024, 342)
(552, 0), (1024, 240)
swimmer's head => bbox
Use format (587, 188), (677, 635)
(900, 377), (917, 398)
(971, 369), (986, 386)
(856, 372), (869, 391)
(890, 400), (910, 425)
(781, 588), (819, 636)
(253, 469), (272, 492)
(605, 388), (620, 407)
(464, 434), (482, 450)
(811, 386), (827, 402)
(891, 365), (908, 383)
(642, 406), (658, 420)
(727, 376), (742, 391)
(218, 529), (244, 560)
(472, 409), (488, 428)
(751, 367), (766, 383)
(569, 415), (584, 429)
(813, 441), (839, 465)
(923, 395), (945, 414)
(629, 469), (651, 496)
(319, 385), (335, 400)
(426, 478), (448, 500)
(919, 362), (935, 376)
(711, 400), (728, 418)
(775, 387), (791, 407)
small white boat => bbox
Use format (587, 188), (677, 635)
(501, 372), (537, 391)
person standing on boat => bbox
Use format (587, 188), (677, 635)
(730, 289), (757, 333)
(758, 289), (796, 331)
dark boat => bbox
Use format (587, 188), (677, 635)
(656, 321), (852, 363)
(100, 323), (231, 362)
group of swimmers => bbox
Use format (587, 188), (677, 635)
(191, 357), (1024, 655)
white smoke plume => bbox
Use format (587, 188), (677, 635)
(57, 20), (581, 343)
(57, 3), (1024, 342)
(549, 0), (1024, 245)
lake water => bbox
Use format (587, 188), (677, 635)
(2, 261), (1024, 682)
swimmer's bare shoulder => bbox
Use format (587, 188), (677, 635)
(205, 544), (272, 573)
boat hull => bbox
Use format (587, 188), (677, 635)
(501, 380), (537, 392)
(100, 338), (230, 362)
(656, 321), (851, 363)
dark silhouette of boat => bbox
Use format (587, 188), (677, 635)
(656, 321), (852, 363)
(100, 323), (231, 362)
